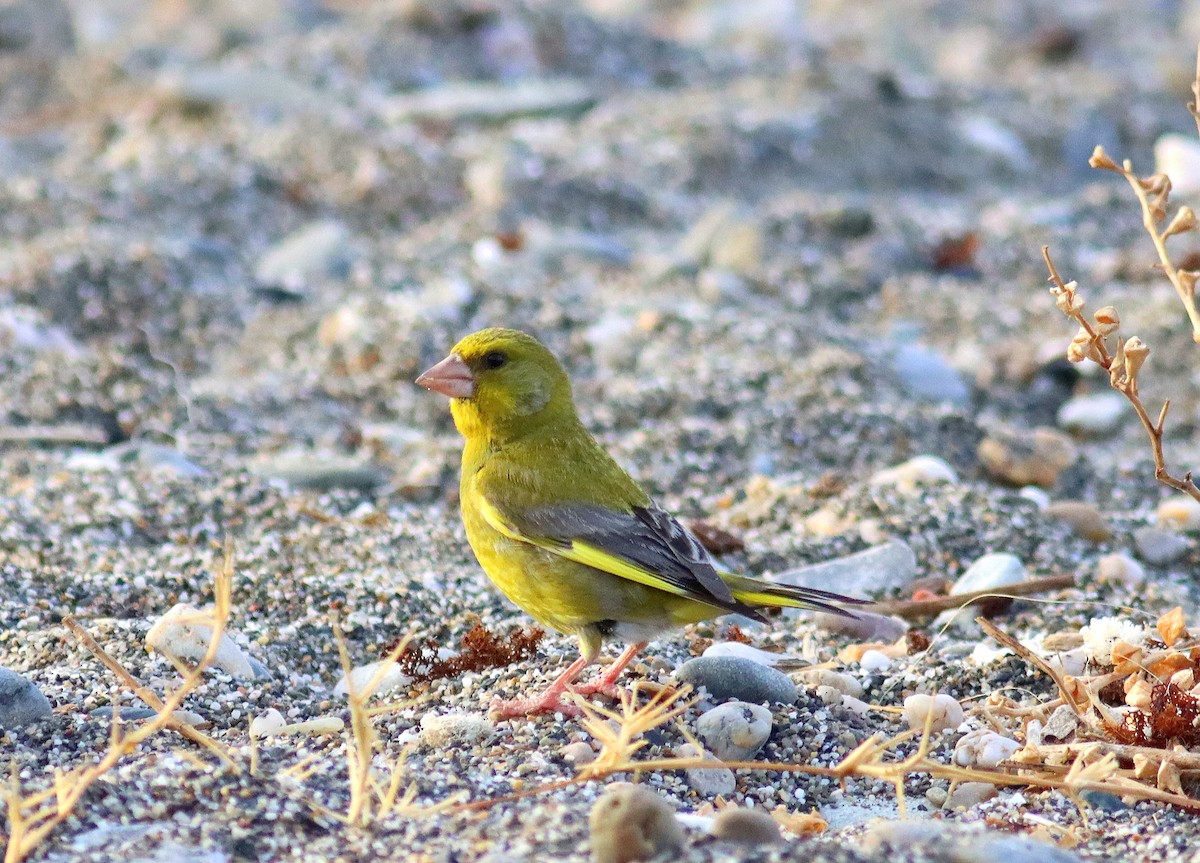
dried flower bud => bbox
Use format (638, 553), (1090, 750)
(1108, 347), (1126, 387)
(1093, 305), (1120, 336)
(1140, 173), (1170, 194)
(1164, 206), (1198, 238)
(1151, 200), (1168, 224)
(1124, 336), (1149, 379)
(1067, 327), (1091, 363)
(1088, 146), (1120, 172)
(1179, 270), (1198, 299)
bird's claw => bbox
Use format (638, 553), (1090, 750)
(488, 692), (583, 720)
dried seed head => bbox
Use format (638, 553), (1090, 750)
(1054, 285), (1084, 316)
(1179, 270), (1198, 299)
(1093, 305), (1120, 336)
(1140, 173), (1170, 194)
(1164, 206), (1198, 238)
(1067, 327), (1091, 363)
(1088, 146), (1120, 172)
(1124, 336), (1149, 379)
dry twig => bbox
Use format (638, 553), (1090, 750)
(866, 574), (1076, 619)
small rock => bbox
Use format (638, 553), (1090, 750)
(560, 741), (596, 765)
(1133, 527), (1190, 566)
(89, 706), (158, 722)
(944, 781), (997, 810)
(249, 709), (286, 738)
(252, 451), (387, 492)
(334, 661), (412, 697)
(814, 609), (908, 643)
(1094, 552), (1147, 587)
(1028, 703), (1079, 746)
(675, 657), (797, 704)
(1156, 133), (1200, 196)
(892, 344), (970, 405)
(254, 220), (352, 294)
(1157, 496), (1200, 530)
(0, 667), (51, 728)
(902, 693), (963, 732)
(1017, 486), (1051, 509)
(694, 701), (773, 761)
(858, 649), (892, 672)
(774, 541), (917, 600)
(1044, 500), (1111, 541)
(978, 426), (1077, 488)
(925, 786), (948, 808)
(966, 832), (1082, 863)
(869, 455), (958, 491)
(795, 668), (864, 698)
(675, 743), (736, 797)
(419, 712), (492, 748)
(1079, 788), (1127, 812)
(589, 784), (683, 863)
(702, 641), (803, 669)
(145, 604), (264, 679)
(381, 78), (597, 124)
(953, 729), (1021, 768)
(950, 552), (1026, 598)
(1057, 392), (1125, 436)
(708, 220), (762, 275)
(711, 807), (784, 845)
(814, 685), (844, 706)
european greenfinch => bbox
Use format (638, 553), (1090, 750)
(417, 328), (860, 717)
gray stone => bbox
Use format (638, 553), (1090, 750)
(251, 451), (387, 492)
(815, 609), (908, 642)
(711, 807), (783, 845)
(774, 541), (917, 600)
(0, 666), (51, 728)
(675, 656), (796, 704)
(254, 220), (353, 294)
(1134, 527), (1191, 566)
(1057, 392), (1125, 436)
(694, 701), (773, 761)
(893, 343), (970, 405)
(380, 78), (596, 124)
(675, 743), (736, 796)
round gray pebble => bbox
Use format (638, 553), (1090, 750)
(675, 656), (797, 704)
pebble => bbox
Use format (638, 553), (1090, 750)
(1017, 486), (1051, 509)
(858, 649), (892, 672)
(1157, 495), (1200, 530)
(1057, 392), (1126, 436)
(868, 455), (958, 491)
(1095, 552), (1147, 587)
(952, 729), (1021, 768)
(943, 781), (998, 810)
(950, 552), (1026, 594)
(0, 667), (52, 728)
(977, 426), (1077, 488)
(1155, 133), (1200, 196)
(892, 344), (971, 405)
(1133, 527), (1190, 566)
(964, 832), (1083, 862)
(675, 656), (797, 704)
(694, 701), (773, 761)
(711, 807), (784, 845)
(814, 609), (908, 643)
(560, 741), (596, 765)
(249, 708), (286, 738)
(334, 661), (412, 698)
(924, 786), (948, 808)
(254, 220), (352, 294)
(675, 743), (736, 797)
(418, 712), (493, 748)
(795, 669), (864, 699)
(902, 693), (964, 732)
(89, 706), (159, 722)
(1044, 500), (1111, 541)
(588, 784), (683, 863)
(380, 78), (597, 123)
(774, 541), (917, 600)
(145, 604), (265, 680)
(251, 451), (388, 492)
(702, 641), (803, 669)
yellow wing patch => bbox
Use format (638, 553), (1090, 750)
(476, 495), (701, 601)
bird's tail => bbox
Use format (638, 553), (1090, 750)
(725, 575), (867, 619)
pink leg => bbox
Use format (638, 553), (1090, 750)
(488, 653), (592, 719)
(571, 642), (646, 700)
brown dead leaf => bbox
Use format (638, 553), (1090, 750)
(1148, 652), (1193, 679)
(1158, 607), (1188, 648)
(1110, 640), (1144, 675)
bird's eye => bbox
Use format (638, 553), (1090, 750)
(482, 351), (508, 369)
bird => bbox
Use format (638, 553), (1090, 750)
(416, 327), (862, 718)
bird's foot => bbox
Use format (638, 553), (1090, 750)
(567, 676), (623, 701)
(488, 688), (583, 719)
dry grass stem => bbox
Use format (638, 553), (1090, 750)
(866, 574), (1076, 619)
(3, 548), (237, 863)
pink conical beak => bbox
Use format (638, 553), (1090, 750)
(416, 354), (474, 399)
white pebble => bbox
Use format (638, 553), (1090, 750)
(249, 708), (285, 738)
(695, 701), (773, 761)
(1057, 392), (1126, 436)
(869, 455), (958, 492)
(1094, 552), (1147, 587)
(1157, 496), (1200, 530)
(858, 649), (892, 672)
(702, 641), (795, 667)
(145, 604), (261, 679)
(903, 693), (964, 733)
(953, 729), (1021, 768)
(950, 552), (1026, 595)
(1017, 486), (1050, 510)
(334, 661), (412, 697)
(675, 743), (736, 797)
(794, 669), (864, 698)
